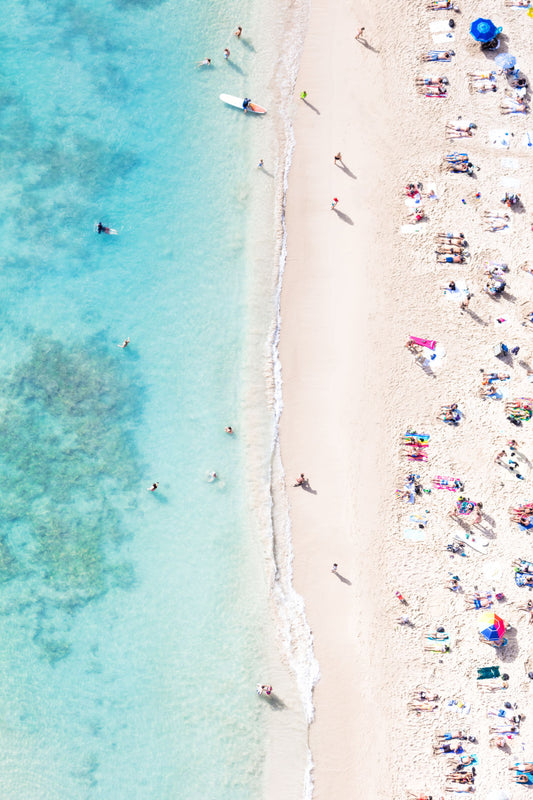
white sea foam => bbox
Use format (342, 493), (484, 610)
(266, 0), (320, 796)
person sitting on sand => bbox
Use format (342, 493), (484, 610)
(441, 281), (457, 292)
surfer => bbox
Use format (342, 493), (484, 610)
(196, 58), (211, 67)
(117, 337), (130, 349)
(97, 221), (117, 235)
(242, 98), (250, 113)
(147, 482), (159, 492)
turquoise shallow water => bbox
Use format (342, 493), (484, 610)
(0, 0), (274, 797)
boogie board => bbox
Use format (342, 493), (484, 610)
(219, 93), (267, 114)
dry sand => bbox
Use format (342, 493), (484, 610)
(278, 0), (533, 797)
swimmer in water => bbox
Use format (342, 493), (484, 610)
(225, 426), (233, 434)
(97, 221), (117, 235)
(147, 482), (159, 492)
(196, 58), (211, 67)
(208, 471), (218, 482)
(117, 337), (130, 349)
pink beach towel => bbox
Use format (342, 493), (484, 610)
(409, 336), (436, 350)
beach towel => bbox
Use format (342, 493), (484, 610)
(400, 223), (425, 234)
(433, 476), (463, 491)
(404, 528), (426, 541)
(500, 176), (520, 189)
(432, 32), (455, 44)
(501, 157), (519, 170)
(515, 573), (532, 586)
(489, 129), (511, 148)
(429, 20), (452, 32)
(409, 336), (436, 350)
(404, 432), (429, 441)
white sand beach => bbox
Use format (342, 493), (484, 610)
(278, 0), (533, 796)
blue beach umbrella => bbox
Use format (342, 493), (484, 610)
(494, 53), (516, 71)
(470, 18), (502, 43)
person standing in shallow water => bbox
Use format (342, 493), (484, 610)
(234, 26), (242, 37)
(147, 482), (159, 492)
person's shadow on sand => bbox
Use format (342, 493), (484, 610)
(337, 162), (357, 179)
(263, 693), (286, 710)
(334, 571), (352, 586)
(333, 208), (354, 225)
(301, 98), (320, 115)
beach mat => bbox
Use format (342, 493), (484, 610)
(429, 20), (452, 32)
(404, 528), (426, 541)
(433, 33), (455, 44)
(489, 130), (511, 148)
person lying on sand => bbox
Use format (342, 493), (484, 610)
(504, 0), (530, 5)
(427, 0), (459, 9)
(501, 97), (528, 114)
(446, 122), (476, 138)
(465, 593), (492, 608)
(422, 50), (455, 62)
(437, 236), (467, 246)
(445, 784), (474, 792)
(446, 160), (478, 173)
(484, 214), (510, 232)
(482, 372), (509, 385)
(437, 254), (465, 263)
(416, 76), (448, 86)
(446, 773), (474, 784)
(434, 743), (464, 754)
(412, 688), (439, 701)
(436, 731), (467, 742)
(449, 754), (477, 768)
(421, 85), (448, 97)
(509, 763), (533, 772)
(436, 245), (467, 254)
(425, 643), (450, 653)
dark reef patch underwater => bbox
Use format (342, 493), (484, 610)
(0, 337), (140, 663)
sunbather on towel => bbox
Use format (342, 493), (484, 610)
(422, 50), (455, 62)
(427, 0), (459, 8)
(433, 742), (464, 754)
(436, 731), (467, 742)
(438, 254), (465, 263)
(465, 594), (492, 608)
(416, 76), (448, 86)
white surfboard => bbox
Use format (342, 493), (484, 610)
(219, 94), (267, 114)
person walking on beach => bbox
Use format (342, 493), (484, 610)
(258, 159), (264, 168)
(331, 197), (339, 210)
(332, 563), (338, 573)
(224, 48), (230, 60)
(234, 26), (242, 37)
(117, 337), (130, 349)
(334, 152), (343, 166)
(355, 27), (365, 41)
(147, 482), (159, 492)
(294, 473), (305, 487)
(300, 90), (307, 100)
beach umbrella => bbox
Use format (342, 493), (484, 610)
(470, 18), (502, 42)
(479, 611), (505, 642)
(495, 53), (517, 71)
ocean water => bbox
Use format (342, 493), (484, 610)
(0, 0), (290, 797)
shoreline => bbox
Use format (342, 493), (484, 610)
(276, 0), (395, 794)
